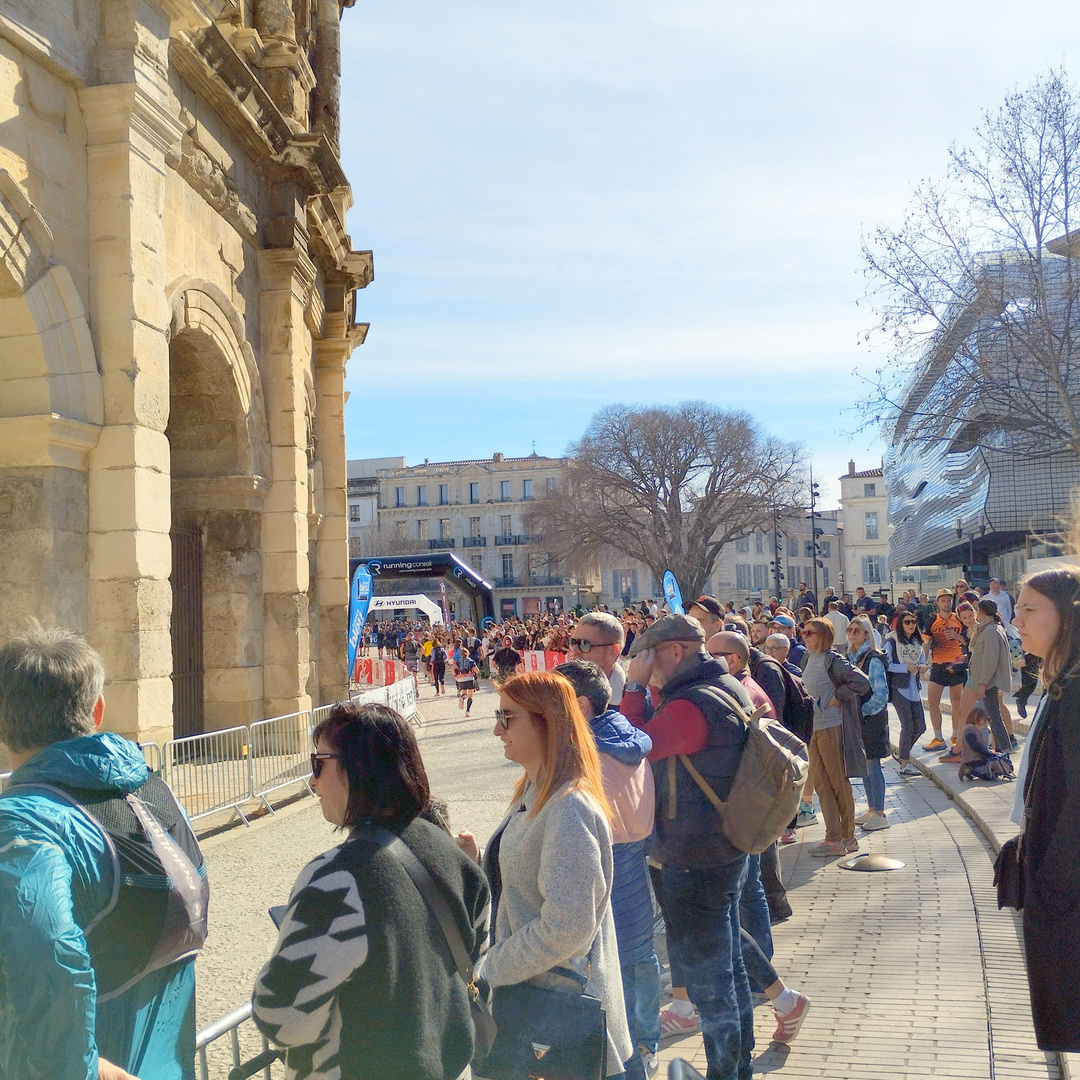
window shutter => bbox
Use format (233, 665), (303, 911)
(631, 570), (639, 597)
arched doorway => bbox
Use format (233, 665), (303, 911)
(167, 281), (270, 735)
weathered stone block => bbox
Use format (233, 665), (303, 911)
(262, 551), (308, 593)
(204, 664), (262, 704)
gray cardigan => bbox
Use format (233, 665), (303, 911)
(482, 782), (634, 1074)
(968, 619), (1012, 691)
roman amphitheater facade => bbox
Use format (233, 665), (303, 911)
(0, 0), (369, 750)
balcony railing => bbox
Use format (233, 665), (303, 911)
(495, 535), (514, 546)
(528, 576), (565, 587)
(496, 576), (521, 587)
(462, 536), (486, 547)
(496, 535), (542, 546)
(428, 538), (455, 550)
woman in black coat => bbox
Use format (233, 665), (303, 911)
(1012, 567), (1080, 1053)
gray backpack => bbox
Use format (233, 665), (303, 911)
(675, 686), (809, 854)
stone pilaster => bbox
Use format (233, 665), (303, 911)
(258, 240), (315, 717)
(79, 17), (184, 745)
(314, 325), (353, 706)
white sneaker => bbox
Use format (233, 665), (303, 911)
(853, 809), (875, 825)
(862, 812), (891, 831)
(640, 1049), (659, 1077)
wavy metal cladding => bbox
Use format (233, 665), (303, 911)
(885, 252), (1080, 569)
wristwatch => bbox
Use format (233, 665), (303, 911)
(625, 681), (646, 694)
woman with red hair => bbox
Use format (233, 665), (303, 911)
(480, 671), (637, 1078)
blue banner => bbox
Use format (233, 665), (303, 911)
(347, 563), (373, 681)
(662, 570), (684, 615)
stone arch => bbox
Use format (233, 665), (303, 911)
(0, 170), (101, 633)
(166, 277), (271, 484)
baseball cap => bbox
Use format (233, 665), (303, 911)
(688, 595), (724, 618)
(628, 613), (706, 657)
(770, 613), (796, 628)
(936, 588), (954, 599)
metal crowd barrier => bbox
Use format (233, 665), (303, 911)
(0, 772), (9, 793)
(249, 712), (315, 811)
(195, 1001), (274, 1080)
(140, 740), (163, 776)
(162, 725), (255, 826)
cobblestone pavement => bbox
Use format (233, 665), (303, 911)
(195, 677), (1056, 1079)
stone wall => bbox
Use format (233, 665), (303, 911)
(0, 0), (370, 752)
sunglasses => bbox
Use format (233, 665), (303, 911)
(495, 708), (513, 729)
(568, 637), (612, 652)
(310, 752), (343, 779)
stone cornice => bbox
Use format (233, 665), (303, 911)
(80, 83), (187, 159)
(0, 415), (101, 470)
(258, 246), (318, 301)
(165, 111), (258, 243)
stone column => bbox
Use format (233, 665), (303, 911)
(79, 9), (183, 746)
(314, 326), (353, 705)
(258, 236), (315, 719)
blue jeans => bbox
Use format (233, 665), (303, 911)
(621, 954), (662, 1054)
(864, 756), (885, 812)
(738, 853), (773, 961)
(660, 859), (753, 1080)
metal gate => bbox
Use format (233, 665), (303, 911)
(171, 523), (204, 738)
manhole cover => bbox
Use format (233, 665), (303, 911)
(839, 853), (906, 872)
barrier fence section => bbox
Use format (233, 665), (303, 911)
(249, 711), (314, 810)
(195, 1001), (274, 1080)
(161, 725), (254, 825)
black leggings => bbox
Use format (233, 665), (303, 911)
(432, 663), (445, 692)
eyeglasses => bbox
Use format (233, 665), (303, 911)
(310, 752), (343, 779)
(902, 619), (917, 625)
(802, 629), (818, 637)
(567, 637), (597, 652)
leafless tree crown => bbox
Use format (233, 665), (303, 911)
(527, 402), (803, 599)
(861, 68), (1080, 460)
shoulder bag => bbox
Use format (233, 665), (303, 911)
(993, 716), (1050, 910)
(363, 827), (497, 1056)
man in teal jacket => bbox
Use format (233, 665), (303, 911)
(0, 624), (203, 1080)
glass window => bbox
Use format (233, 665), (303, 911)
(500, 480), (511, 501)
(736, 564), (750, 590)
(417, 485), (427, 506)
(862, 555), (885, 584)
(823, 567), (830, 588)
(754, 532), (764, 554)
(472, 553), (482, 572)
(523, 479), (533, 499)
(546, 477), (557, 493)
(348, 504), (360, 521)
(394, 486), (405, 507)
(469, 482), (480, 503)
(439, 518), (450, 539)
(418, 519), (429, 541)
(788, 537), (799, 558)
(735, 537), (750, 553)
(395, 520), (406, 539)
(470, 517), (481, 538)
(502, 553), (514, 579)
(820, 540), (831, 559)
(864, 482), (877, 498)
(438, 484), (449, 505)
(501, 514), (512, 536)
(865, 512), (878, 540)
(804, 540), (815, 558)
(753, 564), (766, 590)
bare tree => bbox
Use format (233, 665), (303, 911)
(527, 402), (803, 600)
(861, 68), (1080, 460)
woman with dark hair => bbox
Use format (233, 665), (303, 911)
(956, 598), (1014, 754)
(884, 611), (928, 775)
(799, 617), (872, 857)
(480, 671), (636, 1078)
(252, 702), (490, 1080)
(1009, 567), (1080, 1053)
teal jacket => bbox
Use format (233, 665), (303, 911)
(0, 733), (198, 1080)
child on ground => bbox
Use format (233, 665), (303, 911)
(957, 700), (1015, 782)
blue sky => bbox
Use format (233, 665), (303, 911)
(337, 1), (1079, 505)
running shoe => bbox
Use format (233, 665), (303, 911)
(939, 750), (961, 762)
(772, 992), (811, 1043)
(842, 836), (860, 852)
(1010, 736), (1020, 752)
(795, 801), (818, 827)
(780, 827), (798, 844)
(660, 1007), (700, 1037)
(853, 809), (875, 825)
(862, 812), (890, 831)
(641, 1049), (659, 1077)
(898, 763), (919, 777)
(808, 840), (845, 858)
(923, 737), (947, 751)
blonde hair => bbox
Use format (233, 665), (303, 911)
(803, 617), (834, 652)
(499, 671), (612, 823)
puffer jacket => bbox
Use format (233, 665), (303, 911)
(0, 733), (200, 1080)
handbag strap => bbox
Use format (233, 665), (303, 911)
(364, 826), (477, 985)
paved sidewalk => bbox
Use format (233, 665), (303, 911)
(657, 753), (1058, 1079)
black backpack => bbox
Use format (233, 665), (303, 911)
(753, 654), (814, 743)
(6, 773), (209, 1000)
